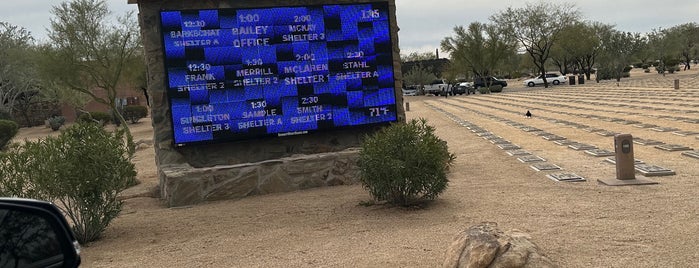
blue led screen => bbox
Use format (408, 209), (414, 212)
(160, 2), (398, 146)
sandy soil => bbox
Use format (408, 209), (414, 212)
(15, 68), (699, 267)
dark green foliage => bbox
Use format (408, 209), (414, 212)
(0, 122), (137, 243)
(122, 105), (148, 123)
(47, 115), (66, 131)
(478, 87), (491, 94)
(359, 118), (455, 207)
(0, 120), (19, 150)
(489, 85), (504, 93)
(623, 66), (633, 72)
(0, 110), (13, 121)
(78, 111), (112, 125)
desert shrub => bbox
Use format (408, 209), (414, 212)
(489, 85), (504, 93)
(623, 66), (633, 73)
(0, 120), (19, 150)
(78, 111), (112, 125)
(359, 118), (455, 206)
(47, 116), (66, 131)
(478, 87), (491, 94)
(122, 105), (148, 123)
(0, 122), (137, 243)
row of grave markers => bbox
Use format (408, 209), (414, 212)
(434, 100), (685, 178)
(426, 103), (585, 182)
(449, 97), (698, 162)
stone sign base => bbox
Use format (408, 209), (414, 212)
(160, 149), (361, 207)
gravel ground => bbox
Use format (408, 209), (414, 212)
(16, 68), (699, 267)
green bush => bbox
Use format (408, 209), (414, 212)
(78, 111), (112, 125)
(359, 118), (455, 206)
(122, 105), (148, 123)
(0, 122), (137, 243)
(489, 85), (504, 93)
(0, 120), (19, 150)
(47, 116), (66, 131)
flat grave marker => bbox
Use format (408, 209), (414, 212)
(568, 143), (598, 150)
(530, 163), (562, 171)
(520, 127), (542, 132)
(547, 172), (586, 182)
(633, 139), (665, 146)
(483, 135), (501, 140)
(619, 120), (640, 125)
(596, 131), (619, 137)
(498, 144), (522, 150)
(507, 150), (532, 156)
(490, 139), (511, 144)
(681, 150), (699, 159)
(673, 131), (699, 137)
(654, 144), (693, 151)
(543, 135), (567, 141)
(554, 140), (577, 146)
(604, 157), (645, 165)
(583, 127), (604, 133)
(635, 123), (658, 129)
(518, 155), (546, 163)
(634, 164), (676, 176)
(585, 149), (615, 157)
(651, 127), (680, 132)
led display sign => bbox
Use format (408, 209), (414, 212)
(160, 2), (398, 146)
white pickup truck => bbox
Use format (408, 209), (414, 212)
(423, 79), (452, 96)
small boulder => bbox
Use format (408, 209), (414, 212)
(443, 222), (556, 268)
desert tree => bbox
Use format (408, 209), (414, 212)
(550, 21), (609, 79)
(400, 51), (437, 63)
(403, 64), (437, 95)
(598, 29), (644, 82)
(646, 28), (682, 74)
(492, 1), (580, 88)
(0, 22), (42, 123)
(440, 22), (517, 87)
(43, 0), (144, 152)
(665, 23), (699, 70)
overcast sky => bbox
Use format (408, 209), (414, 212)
(1, 0), (697, 55)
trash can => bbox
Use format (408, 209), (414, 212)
(578, 75), (585, 85)
(569, 76), (576, 85)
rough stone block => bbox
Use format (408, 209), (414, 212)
(160, 149), (360, 207)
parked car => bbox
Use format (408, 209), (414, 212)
(0, 197), (82, 267)
(523, 73), (567, 87)
(402, 85), (419, 96)
(473, 76), (508, 89)
(423, 79), (452, 96)
(456, 82), (475, 95)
